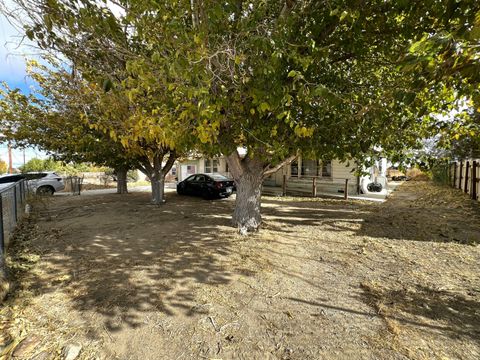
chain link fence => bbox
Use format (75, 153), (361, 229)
(0, 180), (27, 253)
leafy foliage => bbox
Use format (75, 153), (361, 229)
(19, 157), (103, 175)
(1, 0), (480, 226)
(0, 160), (7, 174)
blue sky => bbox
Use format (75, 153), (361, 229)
(1, 9), (47, 169)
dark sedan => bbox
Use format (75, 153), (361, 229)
(177, 173), (235, 199)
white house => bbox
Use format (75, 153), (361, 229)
(176, 155), (388, 196)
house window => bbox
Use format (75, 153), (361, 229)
(187, 165), (196, 175)
(321, 161), (332, 177)
(291, 161), (298, 176)
(301, 159), (318, 177)
(205, 158), (219, 173)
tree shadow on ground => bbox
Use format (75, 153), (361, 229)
(9, 192), (249, 334)
(261, 182), (480, 244)
(358, 282), (480, 342)
(8, 182), (480, 339)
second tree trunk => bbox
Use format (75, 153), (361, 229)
(116, 167), (128, 194)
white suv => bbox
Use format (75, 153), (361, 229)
(25, 172), (65, 195)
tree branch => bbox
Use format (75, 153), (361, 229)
(162, 149), (177, 174)
(226, 150), (244, 181)
(263, 154), (297, 178)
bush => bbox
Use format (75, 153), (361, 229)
(20, 158), (111, 176)
(127, 170), (139, 182)
(431, 162), (449, 185)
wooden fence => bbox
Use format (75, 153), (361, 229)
(448, 160), (479, 201)
(262, 175), (355, 200)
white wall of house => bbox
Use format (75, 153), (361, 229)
(176, 155), (390, 196)
(330, 159), (357, 182)
(266, 158), (357, 186)
(176, 157), (231, 181)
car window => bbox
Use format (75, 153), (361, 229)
(25, 173), (45, 180)
(185, 175), (196, 182)
(209, 174), (229, 181)
(196, 175), (205, 182)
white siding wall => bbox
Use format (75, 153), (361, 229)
(198, 159), (205, 173)
(177, 157), (233, 181)
(331, 159), (357, 182)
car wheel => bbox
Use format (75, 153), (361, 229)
(37, 186), (54, 196)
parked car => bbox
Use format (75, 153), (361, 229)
(24, 172), (65, 195)
(391, 175), (410, 181)
(177, 173), (235, 199)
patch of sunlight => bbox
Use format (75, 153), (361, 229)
(91, 243), (109, 248)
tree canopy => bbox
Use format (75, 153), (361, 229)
(1, 0), (479, 232)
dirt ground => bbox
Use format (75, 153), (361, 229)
(1, 181), (480, 359)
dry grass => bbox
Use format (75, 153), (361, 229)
(0, 181), (479, 359)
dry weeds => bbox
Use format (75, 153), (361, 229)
(0, 181), (479, 359)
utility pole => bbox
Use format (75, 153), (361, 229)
(8, 143), (13, 174)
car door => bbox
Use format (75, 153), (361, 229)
(182, 175), (197, 194)
(191, 174), (206, 195)
(25, 173), (47, 191)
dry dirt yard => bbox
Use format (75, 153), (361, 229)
(1, 181), (479, 360)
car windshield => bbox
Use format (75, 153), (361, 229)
(209, 174), (229, 181)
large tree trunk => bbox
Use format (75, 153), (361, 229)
(227, 151), (297, 235)
(227, 152), (265, 234)
(115, 167), (128, 194)
(138, 149), (177, 205)
(150, 171), (165, 205)
(232, 170), (263, 235)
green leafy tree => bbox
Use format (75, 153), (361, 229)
(0, 0), (190, 204)
(119, 0), (480, 232)
(0, 65), (139, 194)
(19, 158), (53, 173)
(3, 0), (480, 232)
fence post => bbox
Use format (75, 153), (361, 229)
(464, 160), (470, 194)
(21, 180), (26, 202)
(282, 174), (287, 196)
(13, 186), (17, 222)
(453, 161), (457, 188)
(19, 181), (23, 203)
(472, 161), (477, 200)
(312, 177), (317, 197)
(344, 179), (349, 200)
(459, 161), (463, 190)
(0, 196), (3, 254)
(447, 162), (450, 186)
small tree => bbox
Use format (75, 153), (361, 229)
(0, 159), (7, 174)
(0, 67), (139, 194)
(1, 0), (190, 204)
